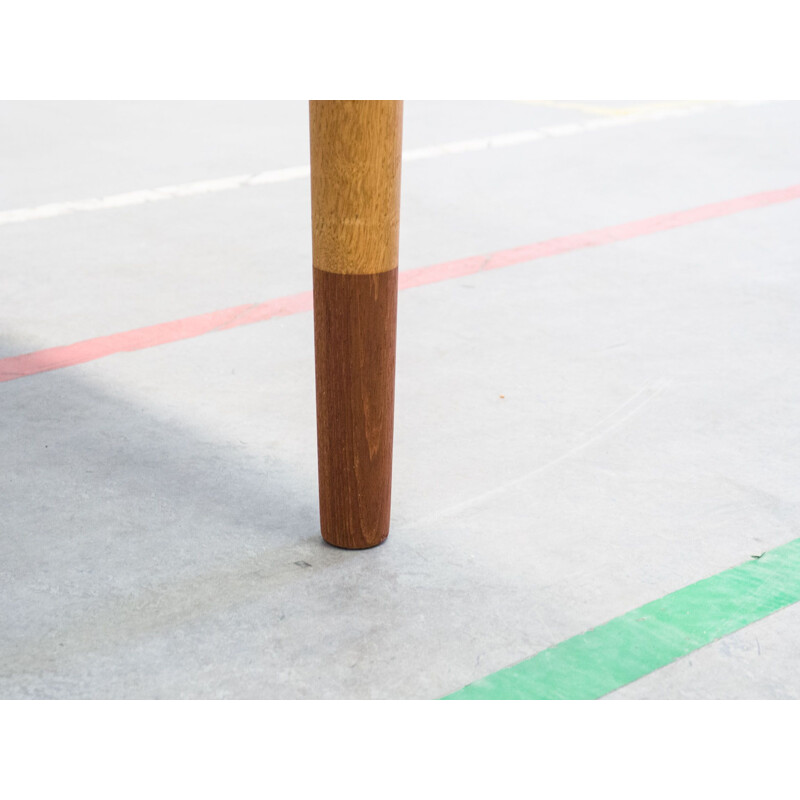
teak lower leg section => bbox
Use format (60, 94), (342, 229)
(313, 268), (398, 549)
(309, 100), (403, 549)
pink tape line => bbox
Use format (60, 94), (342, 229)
(2, 184), (799, 383)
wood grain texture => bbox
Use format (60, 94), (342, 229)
(309, 100), (403, 275)
(313, 267), (397, 549)
(310, 100), (402, 548)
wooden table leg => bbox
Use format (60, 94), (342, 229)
(309, 100), (403, 549)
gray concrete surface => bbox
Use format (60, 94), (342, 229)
(1, 101), (799, 698)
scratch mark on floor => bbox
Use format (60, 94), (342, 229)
(401, 378), (672, 529)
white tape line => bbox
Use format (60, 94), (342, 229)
(0, 102), (756, 227)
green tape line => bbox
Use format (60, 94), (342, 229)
(443, 537), (800, 700)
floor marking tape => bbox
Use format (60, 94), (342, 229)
(1, 183), (798, 384)
(517, 100), (729, 117)
(0, 294), (314, 382)
(443, 537), (800, 699)
(0, 102), (750, 227)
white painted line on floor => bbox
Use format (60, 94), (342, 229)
(0, 101), (758, 228)
(516, 100), (726, 117)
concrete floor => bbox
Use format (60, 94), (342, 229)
(1, 100), (799, 699)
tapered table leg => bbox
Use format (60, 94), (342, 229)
(310, 100), (403, 549)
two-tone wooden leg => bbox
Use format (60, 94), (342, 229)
(309, 100), (403, 549)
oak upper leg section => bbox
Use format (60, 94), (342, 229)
(313, 267), (398, 549)
(309, 101), (403, 276)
